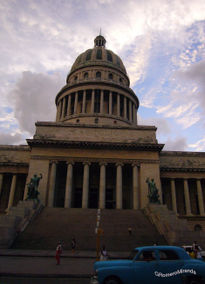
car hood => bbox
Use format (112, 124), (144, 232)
(94, 260), (132, 270)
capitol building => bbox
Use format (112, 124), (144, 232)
(1, 35), (205, 234)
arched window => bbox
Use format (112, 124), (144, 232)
(74, 76), (78, 81)
(84, 72), (88, 79)
(96, 49), (102, 59)
(107, 51), (113, 62)
(86, 50), (92, 61)
(96, 71), (101, 79)
(108, 73), (113, 80)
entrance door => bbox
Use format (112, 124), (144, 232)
(106, 188), (115, 209)
(89, 188), (98, 208)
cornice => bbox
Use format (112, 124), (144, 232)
(160, 151), (205, 157)
(27, 139), (164, 152)
(160, 167), (205, 173)
(0, 162), (29, 167)
(31, 155), (159, 165)
(35, 121), (157, 131)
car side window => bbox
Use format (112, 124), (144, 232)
(159, 250), (179, 260)
(138, 250), (156, 261)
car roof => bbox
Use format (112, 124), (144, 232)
(134, 245), (184, 251)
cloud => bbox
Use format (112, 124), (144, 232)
(10, 71), (64, 135)
(188, 136), (205, 151)
(163, 137), (188, 151)
(139, 116), (171, 135)
(0, 132), (25, 145)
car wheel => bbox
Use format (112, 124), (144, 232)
(104, 276), (121, 284)
(187, 276), (202, 284)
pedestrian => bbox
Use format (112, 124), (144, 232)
(55, 241), (62, 265)
(100, 245), (108, 261)
(71, 237), (76, 253)
(128, 227), (132, 236)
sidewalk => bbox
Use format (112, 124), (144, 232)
(0, 250), (130, 278)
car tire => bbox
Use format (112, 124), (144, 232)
(187, 276), (202, 284)
(104, 276), (121, 284)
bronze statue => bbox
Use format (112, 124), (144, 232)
(26, 173), (42, 201)
(146, 178), (160, 204)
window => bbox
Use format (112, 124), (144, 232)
(107, 51), (113, 62)
(96, 49), (102, 59)
(96, 71), (101, 79)
(138, 250), (156, 261)
(84, 72), (88, 79)
(159, 250), (179, 260)
(108, 73), (113, 80)
(86, 50), (92, 61)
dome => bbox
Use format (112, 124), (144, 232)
(69, 35), (127, 76)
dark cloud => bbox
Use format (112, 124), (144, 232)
(10, 71), (64, 135)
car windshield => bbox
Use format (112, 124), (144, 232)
(128, 249), (139, 260)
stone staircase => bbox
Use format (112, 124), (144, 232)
(0, 200), (43, 248)
(100, 209), (167, 251)
(12, 208), (97, 250)
(144, 204), (205, 246)
(12, 208), (166, 251)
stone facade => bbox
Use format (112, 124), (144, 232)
(0, 35), (205, 233)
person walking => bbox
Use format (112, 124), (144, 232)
(55, 241), (62, 265)
(71, 237), (76, 253)
(100, 245), (108, 261)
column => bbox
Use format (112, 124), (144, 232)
(116, 163), (123, 209)
(74, 92), (78, 114)
(184, 179), (192, 215)
(132, 164), (139, 209)
(196, 179), (205, 216)
(64, 162), (73, 208)
(7, 174), (17, 210)
(124, 97), (127, 119)
(100, 90), (104, 114)
(67, 94), (71, 116)
(91, 90), (95, 113)
(56, 103), (60, 121)
(48, 161), (57, 207)
(133, 104), (136, 124)
(82, 90), (86, 113)
(0, 173), (3, 196)
(171, 179), (177, 213)
(99, 162), (107, 209)
(109, 92), (112, 115)
(62, 98), (65, 118)
(82, 162), (90, 208)
(129, 100), (132, 121)
(117, 93), (120, 116)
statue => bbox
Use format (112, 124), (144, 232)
(26, 173), (42, 201)
(146, 178), (160, 204)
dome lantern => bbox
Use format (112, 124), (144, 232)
(94, 35), (106, 47)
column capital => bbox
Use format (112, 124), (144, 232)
(99, 161), (108, 167)
(131, 162), (139, 167)
(115, 162), (123, 167)
(83, 161), (91, 166)
(49, 160), (58, 165)
(66, 161), (74, 165)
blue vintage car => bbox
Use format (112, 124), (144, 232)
(90, 246), (205, 284)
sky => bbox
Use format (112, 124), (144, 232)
(0, 0), (205, 151)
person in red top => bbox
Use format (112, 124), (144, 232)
(56, 241), (62, 265)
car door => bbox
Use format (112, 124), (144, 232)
(155, 249), (185, 284)
(132, 249), (159, 284)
